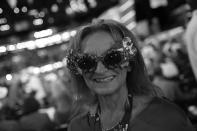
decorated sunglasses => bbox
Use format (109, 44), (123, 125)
(67, 37), (137, 74)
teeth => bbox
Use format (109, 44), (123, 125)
(94, 76), (115, 82)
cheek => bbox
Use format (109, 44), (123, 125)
(117, 70), (128, 84)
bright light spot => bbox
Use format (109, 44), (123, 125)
(63, 58), (68, 65)
(16, 43), (24, 50)
(35, 38), (49, 48)
(22, 6), (28, 12)
(33, 19), (43, 26)
(0, 86), (8, 99)
(40, 64), (54, 73)
(6, 74), (12, 81)
(34, 29), (53, 39)
(7, 45), (16, 51)
(87, 0), (97, 8)
(126, 22), (136, 30)
(0, 8), (3, 14)
(39, 11), (45, 18)
(78, 0), (87, 12)
(39, 107), (55, 121)
(16, 41), (34, 50)
(70, 30), (76, 36)
(32, 67), (40, 74)
(26, 41), (36, 50)
(29, 9), (38, 16)
(48, 34), (62, 44)
(121, 11), (135, 23)
(53, 62), (63, 69)
(65, 7), (73, 15)
(188, 105), (197, 115)
(0, 24), (10, 31)
(60, 44), (68, 50)
(79, 5), (87, 12)
(119, 0), (134, 12)
(0, 46), (6, 53)
(0, 18), (7, 24)
(169, 27), (183, 36)
(44, 73), (57, 81)
(34, 34), (62, 48)
(51, 4), (59, 13)
(70, 1), (79, 12)
(61, 32), (70, 41)
(14, 8), (20, 13)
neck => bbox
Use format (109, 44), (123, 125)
(98, 84), (128, 113)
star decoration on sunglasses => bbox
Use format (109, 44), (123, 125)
(123, 37), (137, 55)
(67, 37), (137, 75)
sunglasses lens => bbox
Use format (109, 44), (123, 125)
(104, 51), (122, 69)
(77, 55), (97, 72)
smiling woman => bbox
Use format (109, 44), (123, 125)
(66, 19), (195, 131)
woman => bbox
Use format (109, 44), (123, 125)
(66, 19), (195, 131)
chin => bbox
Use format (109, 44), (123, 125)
(94, 90), (115, 96)
(93, 84), (120, 96)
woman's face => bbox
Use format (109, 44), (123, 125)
(81, 31), (129, 95)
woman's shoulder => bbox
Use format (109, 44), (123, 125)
(144, 97), (191, 122)
(132, 96), (195, 131)
(148, 97), (188, 118)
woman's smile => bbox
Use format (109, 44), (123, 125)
(93, 75), (116, 83)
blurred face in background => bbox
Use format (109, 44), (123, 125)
(81, 31), (129, 95)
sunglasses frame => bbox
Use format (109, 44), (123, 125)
(77, 49), (127, 73)
(67, 37), (137, 75)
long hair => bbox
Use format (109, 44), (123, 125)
(67, 19), (158, 98)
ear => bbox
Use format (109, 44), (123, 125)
(120, 62), (131, 71)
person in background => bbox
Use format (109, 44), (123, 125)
(185, 0), (197, 80)
(66, 19), (195, 131)
(22, 90), (40, 116)
(40, 69), (88, 131)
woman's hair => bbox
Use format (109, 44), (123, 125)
(68, 19), (159, 98)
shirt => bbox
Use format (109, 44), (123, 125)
(68, 97), (195, 131)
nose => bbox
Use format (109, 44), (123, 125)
(94, 61), (108, 73)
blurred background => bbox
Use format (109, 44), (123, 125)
(0, 0), (197, 131)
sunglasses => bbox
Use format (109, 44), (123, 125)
(67, 37), (137, 74)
